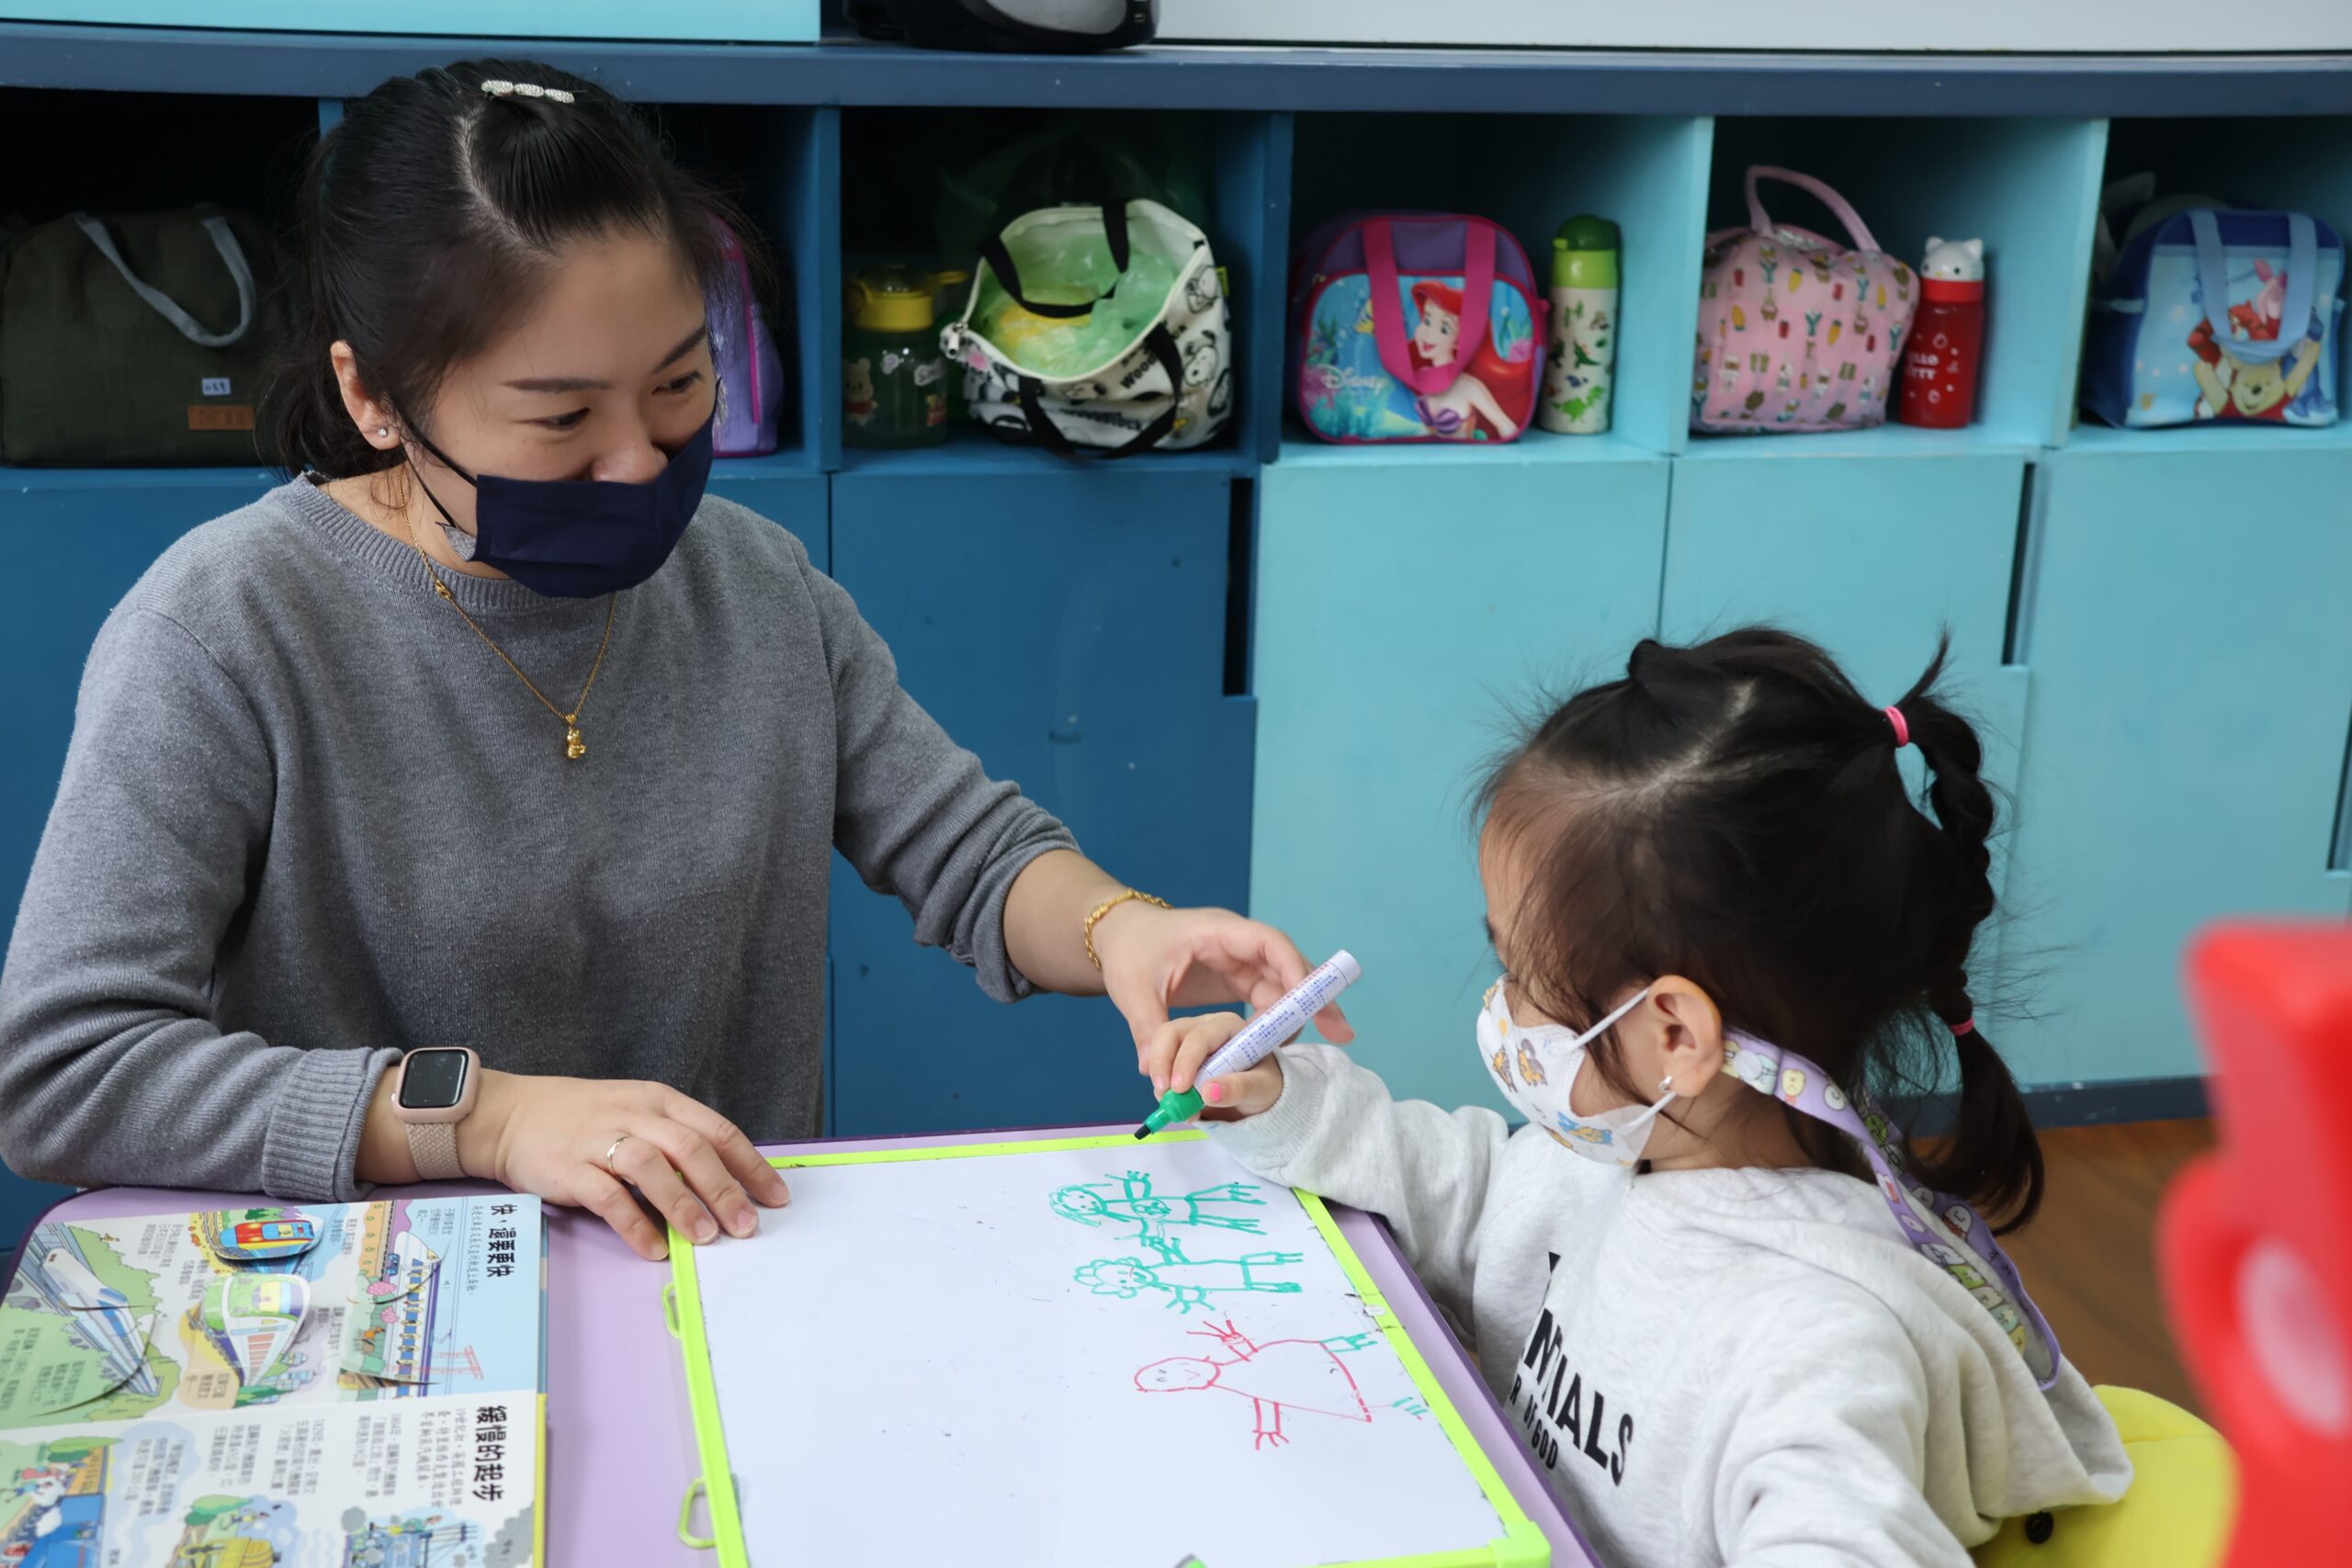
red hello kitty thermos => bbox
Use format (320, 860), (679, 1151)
(1898, 237), (1984, 428)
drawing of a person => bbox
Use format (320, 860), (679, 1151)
(1407, 282), (1532, 442)
(1136, 1320), (1376, 1449)
(1074, 1254), (1305, 1314)
(1049, 1172), (1267, 1261)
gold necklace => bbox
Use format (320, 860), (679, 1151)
(401, 509), (615, 761)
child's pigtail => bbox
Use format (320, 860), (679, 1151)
(1891, 644), (2045, 1232)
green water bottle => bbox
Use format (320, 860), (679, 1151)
(843, 265), (967, 449)
(1542, 216), (1620, 435)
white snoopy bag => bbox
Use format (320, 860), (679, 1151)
(942, 197), (1232, 457)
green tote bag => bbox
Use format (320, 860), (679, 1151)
(0, 207), (299, 466)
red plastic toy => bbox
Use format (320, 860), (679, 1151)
(2160, 921), (2352, 1568)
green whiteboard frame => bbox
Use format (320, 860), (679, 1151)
(664, 1131), (1549, 1568)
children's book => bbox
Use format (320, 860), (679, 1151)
(0, 1194), (546, 1564)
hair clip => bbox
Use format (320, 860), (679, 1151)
(481, 80), (575, 105)
(1950, 1018), (1977, 1038)
(1883, 705), (1911, 749)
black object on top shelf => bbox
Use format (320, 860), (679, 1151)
(846, 0), (1156, 54)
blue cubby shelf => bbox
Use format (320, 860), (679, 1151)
(839, 429), (1254, 479)
(1680, 424), (2045, 460)
(9, 27), (2352, 118)
(1276, 430), (1668, 468)
(2063, 421), (2352, 456)
(3, 466), (282, 493)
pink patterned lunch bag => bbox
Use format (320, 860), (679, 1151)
(1692, 167), (1917, 434)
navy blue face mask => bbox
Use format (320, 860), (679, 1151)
(408, 414), (715, 598)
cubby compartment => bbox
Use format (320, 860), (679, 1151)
(1282, 111), (1712, 462)
(654, 101), (833, 475)
(0, 87), (316, 481)
(1690, 116), (2107, 456)
(0, 86), (316, 233)
(2067, 115), (2352, 454)
(835, 107), (1285, 473)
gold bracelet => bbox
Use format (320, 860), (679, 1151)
(1083, 888), (1170, 970)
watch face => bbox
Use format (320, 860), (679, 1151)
(398, 1049), (470, 1111)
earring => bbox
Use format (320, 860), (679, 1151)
(377, 426), (390, 440)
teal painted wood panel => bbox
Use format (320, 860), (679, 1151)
(2004, 448), (2352, 1084)
(826, 469), (1254, 1136)
(0, 469), (278, 1247)
(1662, 452), (2026, 701)
(1662, 452), (2030, 840)
(705, 466), (829, 573)
(1251, 453), (1670, 1112)
(1662, 452), (2031, 1064)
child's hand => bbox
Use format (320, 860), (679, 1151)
(1142, 1011), (1286, 1122)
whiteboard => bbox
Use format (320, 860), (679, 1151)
(684, 1135), (1525, 1568)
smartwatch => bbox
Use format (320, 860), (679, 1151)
(392, 1046), (481, 1181)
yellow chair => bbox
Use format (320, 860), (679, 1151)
(1973, 1386), (2236, 1568)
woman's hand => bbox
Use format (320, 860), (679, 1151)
(459, 1071), (790, 1261)
(1097, 903), (1352, 1091)
(1139, 1011), (1287, 1121)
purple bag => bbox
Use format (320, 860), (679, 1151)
(706, 220), (784, 457)
(1290, 212), (1545, 444)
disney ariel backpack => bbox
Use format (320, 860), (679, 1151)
(1290, 213), (1546, 445)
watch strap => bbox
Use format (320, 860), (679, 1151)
(406, 1120), (464, 1181)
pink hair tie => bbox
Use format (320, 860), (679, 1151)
(1950, 1018), (1976, 1038)
(1883, 705), (1911, 748)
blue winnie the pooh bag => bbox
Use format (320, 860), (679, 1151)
(2084, 207), (2343, 428)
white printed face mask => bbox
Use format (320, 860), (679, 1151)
(1477, 976), (1670, 1167)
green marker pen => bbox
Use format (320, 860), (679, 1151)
(1136, 951), (1362, 1138)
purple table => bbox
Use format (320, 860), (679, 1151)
(27, 1125), (1597, 1567)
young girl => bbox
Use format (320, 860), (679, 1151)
(1148, 628), (2131, 1566)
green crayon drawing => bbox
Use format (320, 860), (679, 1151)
(1049, 1171), (1267, 1262)
(1073, 1254), (1305, 1314)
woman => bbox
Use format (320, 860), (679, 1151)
(0, 61), (1346, 1262)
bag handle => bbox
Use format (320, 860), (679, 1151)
(73, 211), (255, 348)
(1745, 167), (1882, 255)
(1014, 324), (1184, 460)
(2189, 209), (2318, 367)
(978, 201), (1134, 321)
(1364, 219), (1496, 396)
(978, 138), (1137, 320)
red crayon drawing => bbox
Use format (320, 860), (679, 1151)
(1135, 1319), (1378, 1450)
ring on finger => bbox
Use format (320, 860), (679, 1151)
(603, 1134), (634, 1175)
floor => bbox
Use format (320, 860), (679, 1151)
(1997, 1118), (2216, 1412)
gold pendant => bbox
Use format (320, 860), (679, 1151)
(565, 725), (585, 761)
